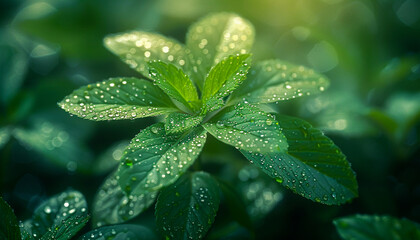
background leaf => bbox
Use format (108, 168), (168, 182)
(91, 140), (129, 175)
(241, 115), (358, 205)
(117, 123), (207, 195)
(203, 102), (288, 153)
(155, 171), (220, 240)
(334, 215), (420, 240)
(186, 12), (255, 89)
(231, 59), (329, 104)
(59, 77), (177, 121)
(104, 31), (188, 77)
(0, 197), (21, 240)
(80, 224), (158, 240)
(92, 171), (157, 228)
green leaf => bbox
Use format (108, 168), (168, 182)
(334, 215), (420, 240)
(202, 54), (251, 112)
(155, 172), (220, 240)
(24, 190), (88, 238)
(104, 31), (188, 77)
(148, 61), (200, 112)
(164, 112), (204, 134)
(39, 215), (89, 240)
(203, 102), (288, 153)
(241, 115), (358, 205)
(117, 123), (207, 195)
(92, 171), (157, 228)
(186, 12), (254, 89)
(58, 77), (177, 121)
(80, 224), (158, 240)
(13, 120), (92, 173)
(0, 197), (21, 240)
(230, 60), (330, 104)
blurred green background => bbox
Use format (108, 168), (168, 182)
(1, 0), (419, 239)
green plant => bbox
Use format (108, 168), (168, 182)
(55, 12), (357, 239)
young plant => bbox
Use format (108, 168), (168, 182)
(59, 12), (358, 239)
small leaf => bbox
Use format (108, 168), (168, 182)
(186, 12), (254, 89)
(202, 54), (251, 112)
(92, 171), (157, 228)
(231, 60), (329, 104)
(0, 197), (21, 240)
(104, 31), (188, 77)
(334, 214), (420, 240)
(155, 172), (220, 240)
(80, 224), (158, 240)
(24, 190), (88, 239)
(203, 102), (288, 153)
(39, 215), (89, 240)
(241, 115), (358, 205)
(148, 61), (200, 112)
(117, 123), (207, 195)
(58, 77), (177, 121)
(164, 112), (204, 134)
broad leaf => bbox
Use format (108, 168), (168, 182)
(186, 12), (254, 89)
(23, 190), (88, 238)
(241, 115), (358, 205)
(203, 102), (288, 153)
(104, 31), (188, 77)
(39, 215), (89, 240)
(148, 61), (200, 112)
(117, 123), (207, 195)
(164, 112), (204, 134)
(334, 215), (420, 240)
(80, 224), (158, 240)
(59, 77), (177, 121)
(0, 197), (21, 240)
(155, 172), (220, 240)
(230, 60), (329, 104)
(202, 54), (250, 112)
(92, 171), (157, 228)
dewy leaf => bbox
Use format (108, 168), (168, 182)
(230, 60), (330, 104)
(241, 115), (358, 205)
(202, 54), (251, 112)
(117, 123), (207, 195)
(92, 171), (157, 228)
(39, 215), (89, 240)
(155, 172), (220, 240)
(0, 197), (21, 240)
(104, 31), (188, 77)
(186, 12), (254, 89)
(59, 77), (178, 121)
(203, 102), (288, 153)
(164, 112), (204, 134)
(334, 215), (420, 240)
(80, 224), (158, 240)
(148, 61), (200, 112)
(24, 190), (88, 238)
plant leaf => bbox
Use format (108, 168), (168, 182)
(80, 224), (158, 240)
(39, 215), (89, 240)
(202, 54), (251, 112)
(92, 171), (157, 228)
(334, 215), (420, 240)
(155, 171), (220, 240)
(58, 77), (177, 121)
(186, 13), (254, 89)
(148, 61), (200, 112)
(241, 115), (358, 205)
(203, 102), (288, 153)
(230, 60), (329, 104)
(117, 123), (207, 195)
(104, 31), (188, 77)
(164, 112), (204, 134)
(0, 197), (21, 240)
